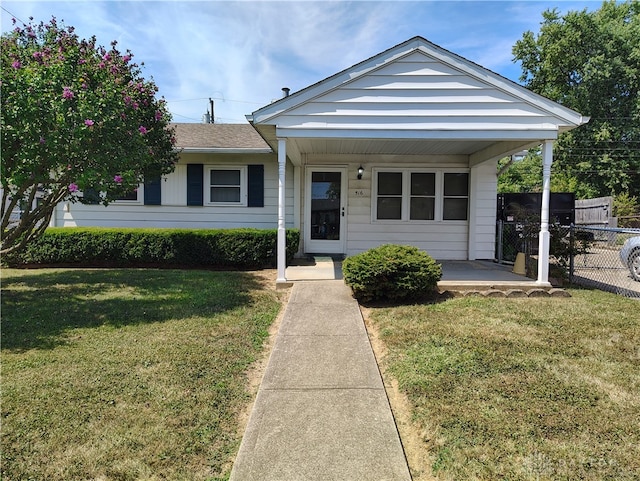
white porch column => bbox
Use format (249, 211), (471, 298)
(276, 138), (287, 284)
(536, 140), (553, 285)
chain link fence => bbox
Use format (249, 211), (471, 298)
(569, 226), (640, 298)
(496, 221), (640, 299)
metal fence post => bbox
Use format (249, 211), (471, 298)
(497, 220), (504, 264)
(569, 224), (575, 280)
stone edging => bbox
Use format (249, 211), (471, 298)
(441, 288), (571, 298)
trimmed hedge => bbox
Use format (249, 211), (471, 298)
(342, 244), (442, 302)
(5, 228), (300, 269)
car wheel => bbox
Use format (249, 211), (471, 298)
(630, 249), (640, 282)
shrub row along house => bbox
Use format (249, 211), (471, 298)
(51, 37), (588, 285)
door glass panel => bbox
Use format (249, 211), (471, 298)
(311, 172), (341, 240)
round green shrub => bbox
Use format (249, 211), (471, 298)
(342, 244), (442, 302)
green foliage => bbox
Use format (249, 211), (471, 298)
(512, 0), (640, 199)
(1, 17), (179, 254)
(614, 192), (639, 227)
(497, 150), (543, 193)
(4, 228), (300, 269)
(342, 244), (442, 303)
(498, 149), (597, 198)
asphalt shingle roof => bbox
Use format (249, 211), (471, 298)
(170, 123), (270, 150)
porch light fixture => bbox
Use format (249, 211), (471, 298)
(357, 165), (364, 180)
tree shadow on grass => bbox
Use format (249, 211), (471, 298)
(1, 269), (264, 352)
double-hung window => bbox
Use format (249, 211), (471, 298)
(115, 188), (140, 203)
(207, 167), (246, 205)
(443, 173), (469, 220)
(374, 169), (468, 222)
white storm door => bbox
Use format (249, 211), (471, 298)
(304, 167), (347, 254)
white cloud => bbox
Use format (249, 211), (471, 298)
(1, 0), (603, 123)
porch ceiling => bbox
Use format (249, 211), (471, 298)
(291, 137), (495, 156)
(252, 124), (540, 166)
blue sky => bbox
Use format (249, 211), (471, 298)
(1, 0), (602, 123)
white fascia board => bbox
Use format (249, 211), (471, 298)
(180, 147), (273, 154)
(275, 127), (558, 141)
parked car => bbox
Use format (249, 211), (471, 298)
(619, 236), (640, 281)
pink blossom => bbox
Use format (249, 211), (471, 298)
(132, 102), (139, 110)
(32, 51), (43, 60)
(68, 183), (79, 193)
(62, 86), (74, 100)
(98, 61), (105, 69)
(114, 175), (123, 184)
(39, 137), (45, 144)
(78, 58), (86, 65)
(138, 125), (148, 135)
(84, 119), (94, 126)
(154, 110), (162, 121)
(122, 54), (131, 63)
(11, 60), (21, 69)
(103, 53), (111, 61)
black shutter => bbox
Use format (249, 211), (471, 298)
(144, 174), (162, 205)
(187, 164), (203, 206)
(81, 188), (101, 205)
(247, 164), (264, 207)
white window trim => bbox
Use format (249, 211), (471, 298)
(372, 168), (468, 223)
(205, 165), (247, 206)
(113, 184), (143, 204)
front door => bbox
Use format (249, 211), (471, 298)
(304, 167), (347, 254)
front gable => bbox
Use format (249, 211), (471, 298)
(249, 37), (588, 165)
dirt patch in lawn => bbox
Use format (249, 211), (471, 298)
(226, 269), (290, 473)
(361, 306), (437, 481)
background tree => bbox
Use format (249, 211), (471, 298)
(498, 149), (598, 197)
(1, 17), (179, 254)
(497, 150), (544, 194)
(512, 0), (640, 199)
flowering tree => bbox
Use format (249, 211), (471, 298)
(1, 17), (179, 254)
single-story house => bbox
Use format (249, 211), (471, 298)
(52, 36), (589, 285)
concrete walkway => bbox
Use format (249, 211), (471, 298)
(229, 280), (411, 481)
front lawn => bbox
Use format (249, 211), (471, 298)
(1, 268), (283, 481)
(366, 289), (639, 480)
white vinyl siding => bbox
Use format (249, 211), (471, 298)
(52, 154), (296, 230)
(263, 51), (563, 134)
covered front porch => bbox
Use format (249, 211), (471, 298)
(247, 37), (588, 289)
(285, 257), (565, 297)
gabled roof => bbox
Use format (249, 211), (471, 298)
(249, 36), (587, 128)
(247, 36), (588, 165)
(171, 123), (271, 153)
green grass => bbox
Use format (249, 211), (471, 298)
(368, 289), (639, 480)
(1, 268), (283, 481)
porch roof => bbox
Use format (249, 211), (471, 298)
(247, 36), (588, 166)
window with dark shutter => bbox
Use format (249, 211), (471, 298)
(247, 164), (264, 207)
(187, 164), (203, 206)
